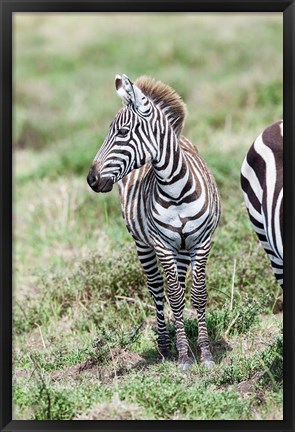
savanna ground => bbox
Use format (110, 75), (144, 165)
(13, 13), (283, 420)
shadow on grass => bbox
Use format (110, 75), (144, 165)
(137, 319), (233, 369)
(165, 318), (233, 365)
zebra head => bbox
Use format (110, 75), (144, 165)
(87, 74), (157, 193)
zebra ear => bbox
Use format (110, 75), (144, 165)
(115, 74), (149, 113)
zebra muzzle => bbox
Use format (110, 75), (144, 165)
(87, 171), (113, 193)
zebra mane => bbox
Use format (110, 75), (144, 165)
(135, 76), (187, 137)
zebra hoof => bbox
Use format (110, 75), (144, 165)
(202, 359), (215, 369)
(178, 356), (194, 370)
(178, 362), (192, 371)
(159, 349), (172, 361)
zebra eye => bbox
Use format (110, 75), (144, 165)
(117, 128), (129, 137)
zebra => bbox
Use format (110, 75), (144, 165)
(87, 74), (220, 369)
(240, 120), (283, 288)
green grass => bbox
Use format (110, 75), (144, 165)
(13, 13), (283, 420)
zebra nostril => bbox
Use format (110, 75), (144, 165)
(87, 173), (98, 188)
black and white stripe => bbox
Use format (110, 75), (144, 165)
(87, 74), (220, 369)
(241, 120), (283, 287)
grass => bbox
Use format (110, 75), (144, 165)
(13, 13), (283, 420)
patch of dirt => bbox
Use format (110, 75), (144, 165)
(13, 357), (99, 384)
(113, 348), (146, 367)
(13, 368), (33, 381)
(50, 358), (99, 382)
(98, 348), (147, 383)
(75, 393), (144, 420)
(237, 371), (266, 396)
(50, 349), (146, 383)
(13, 347), (147, 385)
(217, 370), (268, 400)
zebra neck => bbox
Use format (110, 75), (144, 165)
(152, 135), (191, 201)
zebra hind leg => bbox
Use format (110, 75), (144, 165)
(191, 249), (215, 369)
(176, 251), (194, 369)
(135, 242), (171, 359)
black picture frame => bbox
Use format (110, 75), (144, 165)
(1, 1), (294, 431)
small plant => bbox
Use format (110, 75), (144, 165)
(87, 322), (144, 365)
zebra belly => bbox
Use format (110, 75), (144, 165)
(123, 203), (215, 254)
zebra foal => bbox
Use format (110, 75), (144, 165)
(241, 120), (283, 288)
(87, 74), (220, 369)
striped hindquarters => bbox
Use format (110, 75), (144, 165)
(240, 120), (283, 287)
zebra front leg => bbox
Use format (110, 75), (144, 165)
(135, 242), (171, 358)
(156, 250), (192, 370)
(191, 249), (215, 369)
